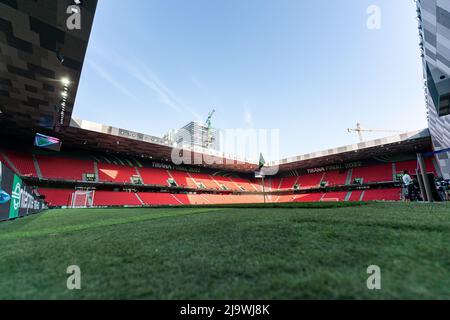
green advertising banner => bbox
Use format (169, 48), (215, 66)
(0, 161), (45, 222)
(8, 174), (22, 219)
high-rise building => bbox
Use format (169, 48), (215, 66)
(416, 0), (450, 178)
(165, 121), (219, 150)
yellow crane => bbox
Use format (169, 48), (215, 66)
(347, 122), (402, 142)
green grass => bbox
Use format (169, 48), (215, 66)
(0, 202), (449, 299)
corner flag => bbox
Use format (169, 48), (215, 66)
(258, 153), (266, 170)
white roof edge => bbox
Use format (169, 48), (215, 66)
(267, 129), (430, 166)
(70, 118), (259, 164)
(70, 119), (429, 167)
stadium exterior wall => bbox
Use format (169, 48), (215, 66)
(0, 161), (46, 222)
(417, 0), (450, 179)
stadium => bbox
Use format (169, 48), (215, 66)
(0, 0), (449, 301)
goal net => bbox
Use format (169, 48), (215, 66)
(71, 190), (95, 208)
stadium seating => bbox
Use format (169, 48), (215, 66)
(2, 151), (37, 177)
(38, 186), (406, 207)
(297, 173), (323, 189)
(323, 171), (348, 186)
(395, 159), (437, 176)
(294, 193), (324, 202)
(251, 179), (264, 192)
(275, 194), (297, 203)
(197, 194), (265, 204)
(98, 163), (137, 183)
(38, 188), (73, 207)
(230, 177), (259, 191)
(362, 189), (401, 201)
(138, 167), (171, 186)
(3, 148), (427, 206)
(278, 176), (298, 190)
(351, 163), (393, 183)
(395, 160), (418, 175)
(169, 170), (198, 188)
(262, 178), (282, 191)
(37, 155), (94, 181)
(93, 191), (142, 206)
(321, 191), (348, 201)
(138, 192), (182, 205)
(348, 190), (364, 202)
(189, 173), (221, 189)
(211, 176), (241, 191)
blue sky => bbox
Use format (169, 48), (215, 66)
(74, 0), (426, 160)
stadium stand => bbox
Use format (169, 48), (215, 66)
(271, 178), (283, 190)
(250, 179), (264, 192)
(189, 173), (221, 189)
(362, 189), (401, 201)
(395, 158), (437, 176)
(323, 170), (348, 186)
(138, 192), (182, 205)
(2, 151), (37, 177)
(321, 191), (348, 202)
(350, 163), (393, 183)
(93, 191), (142, 206)
(228, 177), (258, 191)
(279, 176), (298, 190)
(348, 190), (364, 202)
(138, 167), (171, 186)
(297, 173), (323, 189)
(2, 147), (439, 207)
(169, 170), (198, 189)
(275, 194), (297, 203)
(211, 176), (241, 191)
(38, 188), (73, 207)
(294, 193), (324, 202)
(98, 163), (137, 183)
(37, 155), (94, 181)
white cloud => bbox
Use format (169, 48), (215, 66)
(88, 60), (138, 101)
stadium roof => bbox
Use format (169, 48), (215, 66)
(0, 0), (97, 131)
(268, 129), (432, 173)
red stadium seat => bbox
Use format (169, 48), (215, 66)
(294, 193), (324, 202)
(37, 155), (94, 181)
(211, 176), (240, 191)
(348, 190), (364, 202)
(39, 188), (73, 207)
(138, 167), (171, 186)
(297, 173), (323, 189)
(138, 192), (182, 205)
(323, 170), (348, 186)
(279, 176), (298, 190)
(189, 173), (220, 189)
(3, 151), (37, 177)
(93, 191), (142, 206)
(98, 163), (137, 183)
(395, 159), (437, 176)
(169, 171), (198, 188)
(230, 177), (259, 191)
(321, 191), (347, 201)
(362, 189), (401, 201)
(351, 163), (393, 183)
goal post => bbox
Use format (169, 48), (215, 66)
(71, 190), (95, 208)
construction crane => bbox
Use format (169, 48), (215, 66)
(347, 122), (402, 142)
(204, 109), (215, 148)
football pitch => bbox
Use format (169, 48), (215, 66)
(0, 202), (449, 300)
